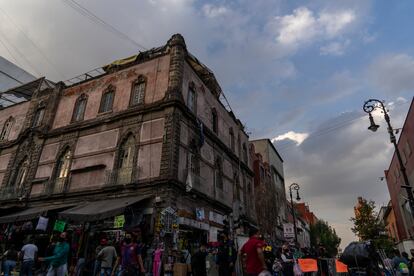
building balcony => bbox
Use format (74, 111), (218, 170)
(44, 177), (69, 195)
(182, 169), (208, 195)
(0, 185), (26, 200)
(105, 167), (136, 187)
(182, 169), (232, 207)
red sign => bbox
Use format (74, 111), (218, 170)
(298, 259), (318, 272)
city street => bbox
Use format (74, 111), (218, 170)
(0, 1), (413, 275)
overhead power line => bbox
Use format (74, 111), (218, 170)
(0, 7), (67, 80)
(61, 0), (148, 51)
(0, 35), (23, 68)
(0, 26), (41, 77)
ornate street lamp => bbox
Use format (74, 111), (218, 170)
(289, 183), (301, 245)
(363, 99), (414, 217)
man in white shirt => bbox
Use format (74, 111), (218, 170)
(20, 240), (38, 276)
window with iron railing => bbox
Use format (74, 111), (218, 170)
(99, 87), (115, 113)
(130, 77), (146, 106)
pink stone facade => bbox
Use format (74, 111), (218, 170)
(0, 34), (256, 236)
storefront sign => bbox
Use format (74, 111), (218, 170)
(114, 215), (125, 228)
(53, 220), (66, 232)
(335, 260), (348, 273)
(209, 211), (224, 225)
(298, 259), (318, 272)
(177, 217), (210, 231)
(283, 223), (295, 239)
(209, 227), (219, 242)
(36, 216), (49, 231)
(196, 208), (205, 221)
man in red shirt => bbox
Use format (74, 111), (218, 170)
(240, 228), (267, 276)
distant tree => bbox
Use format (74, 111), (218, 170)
(350, 197), (394, 251)
(310, 220), (341, 257)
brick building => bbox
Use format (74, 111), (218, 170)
(384, 98), (414, 252)
(0, 35), (255, 258)
(295, 202), (318, 226)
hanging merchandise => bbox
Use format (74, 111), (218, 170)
(36, 216), (49, 231)
(53, 220), (66, 232)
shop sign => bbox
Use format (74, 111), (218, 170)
(283, 223), (295, 239)
(114, 215), (125, 228)
(196, 208), (205, 221)
(209, 227), (219, 242)
(53, 220), (66, 232)
(209, 211), (224, 225)
(177, 217), (210, 231)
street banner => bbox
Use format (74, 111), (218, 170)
(335, 259), (348, 273)
(283, 223), (295, 239)
(298, 258), (318, 272)
(53, 220), (66, 232)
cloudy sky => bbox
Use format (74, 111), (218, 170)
(1, 0), (414, 248)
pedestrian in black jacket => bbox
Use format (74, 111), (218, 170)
(191, 244), (208, 276)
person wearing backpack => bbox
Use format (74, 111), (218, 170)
(392, 249), (409, 275)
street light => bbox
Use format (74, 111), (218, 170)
(289, 183), (301, 245)
(363, 99), (414, 217)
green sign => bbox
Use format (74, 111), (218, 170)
(114, 215), (125, 228)
(53, 220), (66, 232)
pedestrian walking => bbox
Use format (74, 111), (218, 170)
(217, 234), (237, 276)
(280, 244), (294, 276)
(240, 228), (267, 276)
(96, 239), (117, 276)
(93, 239), (105, 276)
(392, 249), (410, 275)
(1, 244), (18, 276)
(20, 239), (38, 276)
(115, 233), (145, 275)
(272, 248), (283, 276)
(39, 232), (70, 276)
(191, 244), (208, 276)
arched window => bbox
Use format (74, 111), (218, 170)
(229, 128), (234, 151)
(99, 86), (115, 113)
(243, 143), (248, 163)
(117, 135), (136, 184)
(14, 158), (29, 189)
(32, 107), (45, 127)
(56, 148), (72, 179)
(212, 108), (218, 134)
(0, 116), (14, 141)
(130, 76), (146, 106)
(215, 157), (223, 190)
(72, 94), (87, 122)
(187, 83), (196, 113)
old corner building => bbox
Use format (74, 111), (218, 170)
(0, 34), (256, 254)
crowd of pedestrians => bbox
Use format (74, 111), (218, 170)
(0, 231), (147, 276)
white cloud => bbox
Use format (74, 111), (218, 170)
(271, 7), (356, 49)
(319, 10), (355, 37)
(272, 131), (309, 145)
(202, 4), (229, 18)
(274, 7), (318, 46)
(320, 40), (350, 56)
